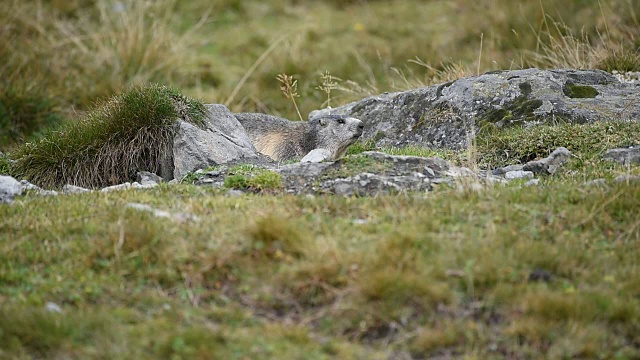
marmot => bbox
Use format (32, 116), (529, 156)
(234, 113), (364, 161)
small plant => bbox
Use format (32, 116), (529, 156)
(276, 73), (303, 121)
(223, 165), (283, 192)
(316, 70), (341, 108)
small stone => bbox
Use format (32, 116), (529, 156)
(62, 184), (91, 194)
(524, 178), (540, 186)
(505, 170), (534, 180)
(585, 178), (607, 186)
(523, 147), (572, 175)
(20, 180), (59, 196)
(101, 182), (132, 192)
(492, 164), (524, 176)
(301, 148), (332, 163)
(45, 302), (63, 313)
(225, 189), (244, 197)
(132, 182), (158, 189)
(352, 219), (368, 225)
(136, 171), (163, 185)
(0, 175), (23, 203)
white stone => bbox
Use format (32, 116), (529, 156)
(505, 170), (534, 180)
(301, 148), (332, 163)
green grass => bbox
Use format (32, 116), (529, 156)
(1, 176), (639, 358)
(2, 1), (640, 358)
(224, 165), (283, 192)
(476, 120), (640, 169)
(2, 0), (639, 126)
(0, 84), (63, 150)
(9, 84), (206, 189)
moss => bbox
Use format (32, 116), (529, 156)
(478, 95), (543, 128)
(562, 83), (599, 98)
(519, 82), (532, 96)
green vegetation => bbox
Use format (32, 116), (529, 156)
(0, 85), (63, 149)
(2, 0), (640, 358)
(9, 84), (206, 189)
(563, 83), (600, 99)
(476, 120), (640, 169)
(224, 165), (283, 192)
(1, 177), (639, 358)
(1, 0), (638, 129)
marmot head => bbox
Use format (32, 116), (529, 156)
(309, 115), (364, 160)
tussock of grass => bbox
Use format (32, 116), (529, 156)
(10, 84), (206, 188)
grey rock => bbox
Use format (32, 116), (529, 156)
(524, 178), (541, 186)
(136, 171), (163, 185)
(0, 175), (23, 203)
(523, 147), (572, 175)
(585, 178), (607, 186)
(101, 182), (132, 192)
(132, 182), (158, 189)
(603, 145), (640, 165)
(301, 148), (332, 163)
(505, 170), (534, 180)
(172, 104), (261, 180)
(615, 175), (640, 184)
(310, 69), (637, 149)
(327, 172), (431, 196)
(225, 189), (245, 197)
(492, 164), (524, 176)
(62, 184), (91, 195)
(20, 180), (58, 196)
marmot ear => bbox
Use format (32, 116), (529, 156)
(318, 118), (327, 126)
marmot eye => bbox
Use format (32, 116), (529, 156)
(337, 118), (345, 124)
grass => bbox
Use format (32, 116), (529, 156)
(2, 0), (640, 358)
(2, 0), (639, 127)
(1, 173), (639, 358)
(8, 84), (207, 189)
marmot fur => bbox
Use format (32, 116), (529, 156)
(235, 113), (364, 161)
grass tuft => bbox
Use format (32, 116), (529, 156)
(9, 84), (206, 188)
(223, 165), (283, 192)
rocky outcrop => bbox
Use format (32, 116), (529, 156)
(310, 69), (639, 149)
(603, 146), (640, 165)
(172, 104), (263, 180)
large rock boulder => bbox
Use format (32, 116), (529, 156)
(310, 69), (639, 149)
(172, 104), (263, 179)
